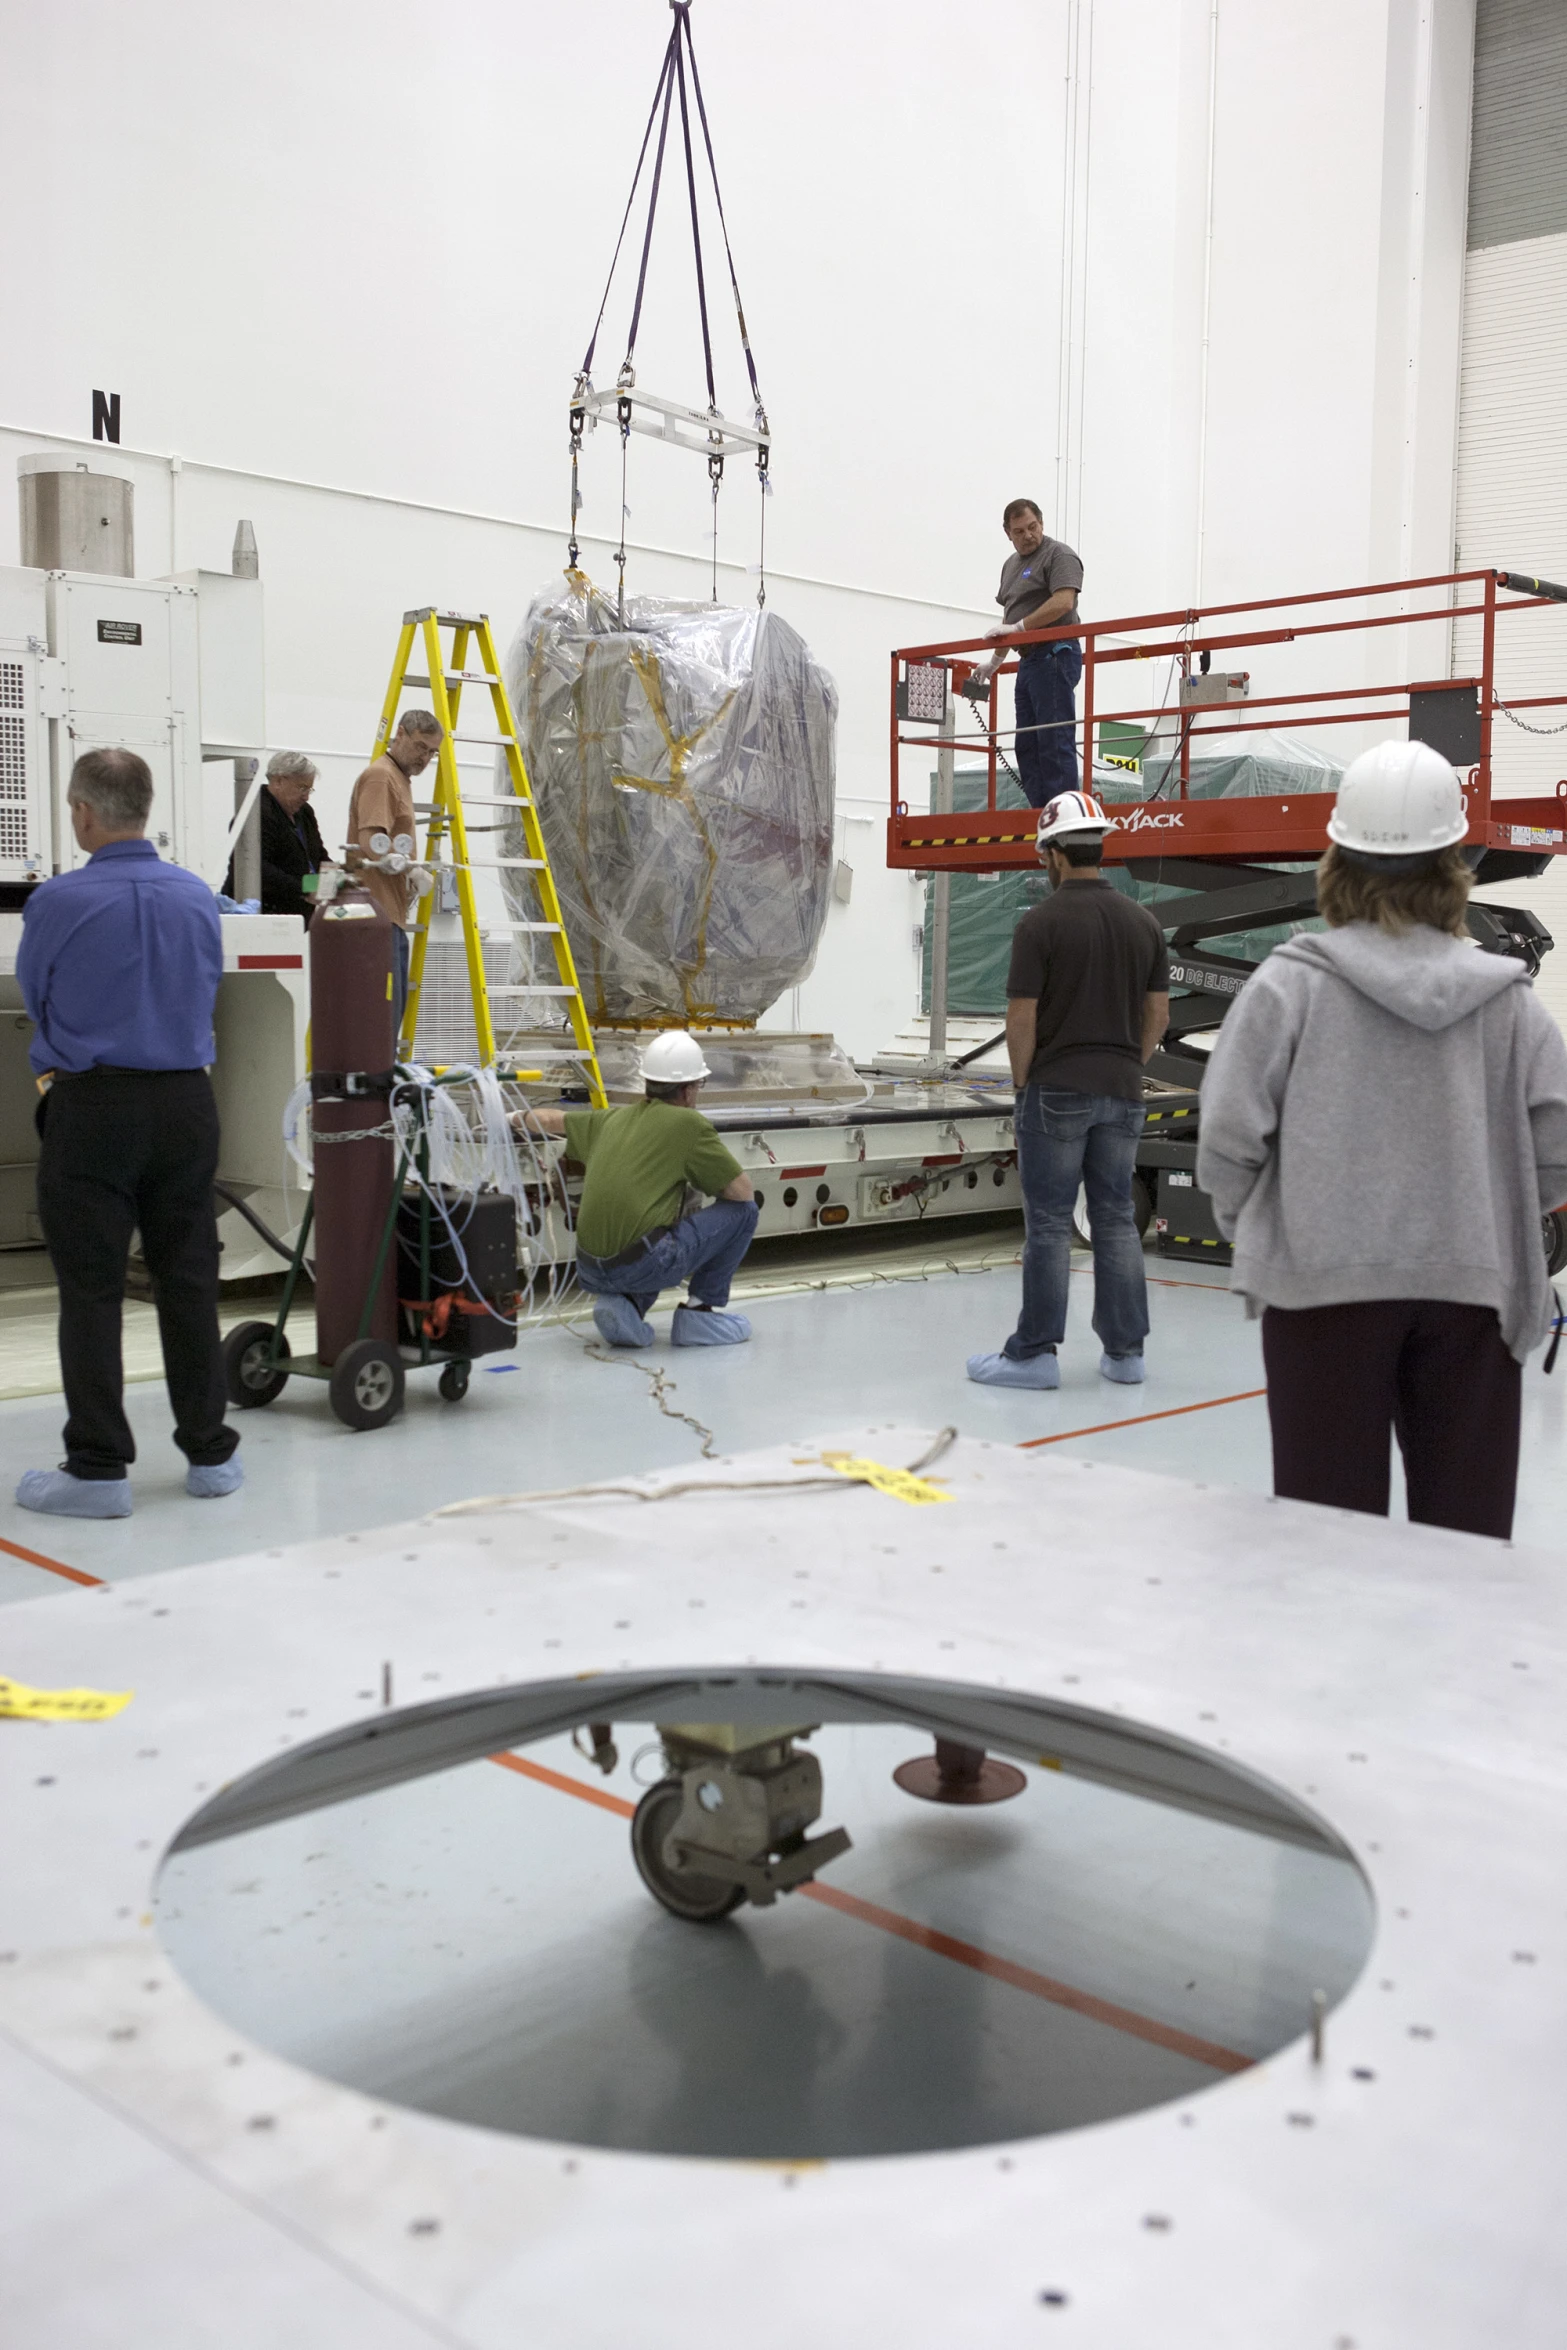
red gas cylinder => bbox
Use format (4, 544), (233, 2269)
(309, 884), (399, 1363)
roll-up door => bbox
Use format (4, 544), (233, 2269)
(1456, 0), (1567, 1030)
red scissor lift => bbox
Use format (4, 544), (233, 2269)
(888, 567), (1567, 1261)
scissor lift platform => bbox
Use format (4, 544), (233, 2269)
(887, 565), (1567, 1266)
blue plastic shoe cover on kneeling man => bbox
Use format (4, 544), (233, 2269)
(592, 1295), (656, 1349)
(671, 1306), (751, 1347)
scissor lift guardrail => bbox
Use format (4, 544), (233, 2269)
(887, 566), (1567, 873)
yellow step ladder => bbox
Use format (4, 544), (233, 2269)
(369, 607), (606, 1105)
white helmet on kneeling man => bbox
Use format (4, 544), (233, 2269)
(639, 1030), (712, 1086)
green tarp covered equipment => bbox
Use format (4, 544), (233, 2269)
(921, 737), (1341, 1017)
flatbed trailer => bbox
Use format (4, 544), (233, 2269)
(542, 1033), (1031, 1247)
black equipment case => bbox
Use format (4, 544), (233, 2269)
(397, 1187), (519, 1358)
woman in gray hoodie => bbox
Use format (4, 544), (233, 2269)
(1197, 739), (1567, 1539)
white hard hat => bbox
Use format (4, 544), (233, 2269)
(1328, 739), (1468, 858)
(640, 1030), (712, 1085)
(1036, 791), (1117, 850)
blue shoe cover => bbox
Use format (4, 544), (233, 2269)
(671, 1304), (751, 1347)
(187, 1458), (244, 1498)
(1099, 1351), (1146, 1385)
(592, 1295), (655, 1348)
(16, 1467), (133, 1519)
(966, 1350), (1060, 1389)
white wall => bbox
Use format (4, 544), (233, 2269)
(0, 0), (1480, 1057)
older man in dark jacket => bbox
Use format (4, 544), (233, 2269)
(226, 751), (327, 918)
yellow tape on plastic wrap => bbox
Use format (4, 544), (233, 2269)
(820, 1454), (952, 1507)
(0, 1675), (133, 1723)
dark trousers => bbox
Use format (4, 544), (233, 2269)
(1261, 1299), (1520, 1539)
(1014, 641), (1083, 810)
(36, 1072), (238, 1480)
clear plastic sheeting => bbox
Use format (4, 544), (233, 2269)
(589, 1027), (870, 1122)
(411, 937), (568, 1067)
(500, 572), (837, 1026)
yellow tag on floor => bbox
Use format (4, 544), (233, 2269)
(820, 1454), (951, 1506)
(0, 1675), (133, 1723)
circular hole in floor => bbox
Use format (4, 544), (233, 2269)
(157, 1667), (1374, 2161)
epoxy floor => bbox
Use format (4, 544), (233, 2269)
(3, 1229), (1566, 1604)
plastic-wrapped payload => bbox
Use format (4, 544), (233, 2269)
(499, 572), (837, 1026)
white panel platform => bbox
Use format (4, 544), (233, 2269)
(1, 1429), (1563, 2348)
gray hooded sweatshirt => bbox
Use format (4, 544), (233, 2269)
(1195, 923), (1567, 1361)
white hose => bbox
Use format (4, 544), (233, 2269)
(283, 1064), (579, 1325)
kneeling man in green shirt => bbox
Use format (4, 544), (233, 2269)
(514, 1031), (759, 1349)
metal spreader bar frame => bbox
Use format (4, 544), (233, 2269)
(370, 609), (607, 1103)
(574, 384), (768, 463)
(887, 566), (1567, 873)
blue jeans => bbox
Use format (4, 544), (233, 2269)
(1005, 1085), (1148, 1360)
(575, 1197), (759, 1317)
(1014, 642), (1083, 810)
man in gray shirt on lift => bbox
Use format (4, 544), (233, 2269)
(967, 498), (1085, 809)
(967, 792), (1169, 1393)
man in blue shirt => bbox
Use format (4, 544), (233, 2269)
(15, 748), (241, 1518)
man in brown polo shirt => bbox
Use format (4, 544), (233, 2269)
(346, 709), (443, 1026)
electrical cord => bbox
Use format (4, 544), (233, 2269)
(950, 1030), (1007, 1070)
(582, 1342), (719, 1459)
(212, 1181), (313, 1273)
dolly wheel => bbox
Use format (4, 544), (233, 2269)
(631, 1779), (745, 1923)
(438, 1360), (471, 1403)
(223, 1321), (290, 1408)
(328, 1339), (405, 1431)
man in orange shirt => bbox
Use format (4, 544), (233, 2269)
(346, 709), (443, 1028)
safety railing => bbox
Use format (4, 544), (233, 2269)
(888, 568), (1567, 871)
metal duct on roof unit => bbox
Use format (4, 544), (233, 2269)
(18, 454), (135, 577)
